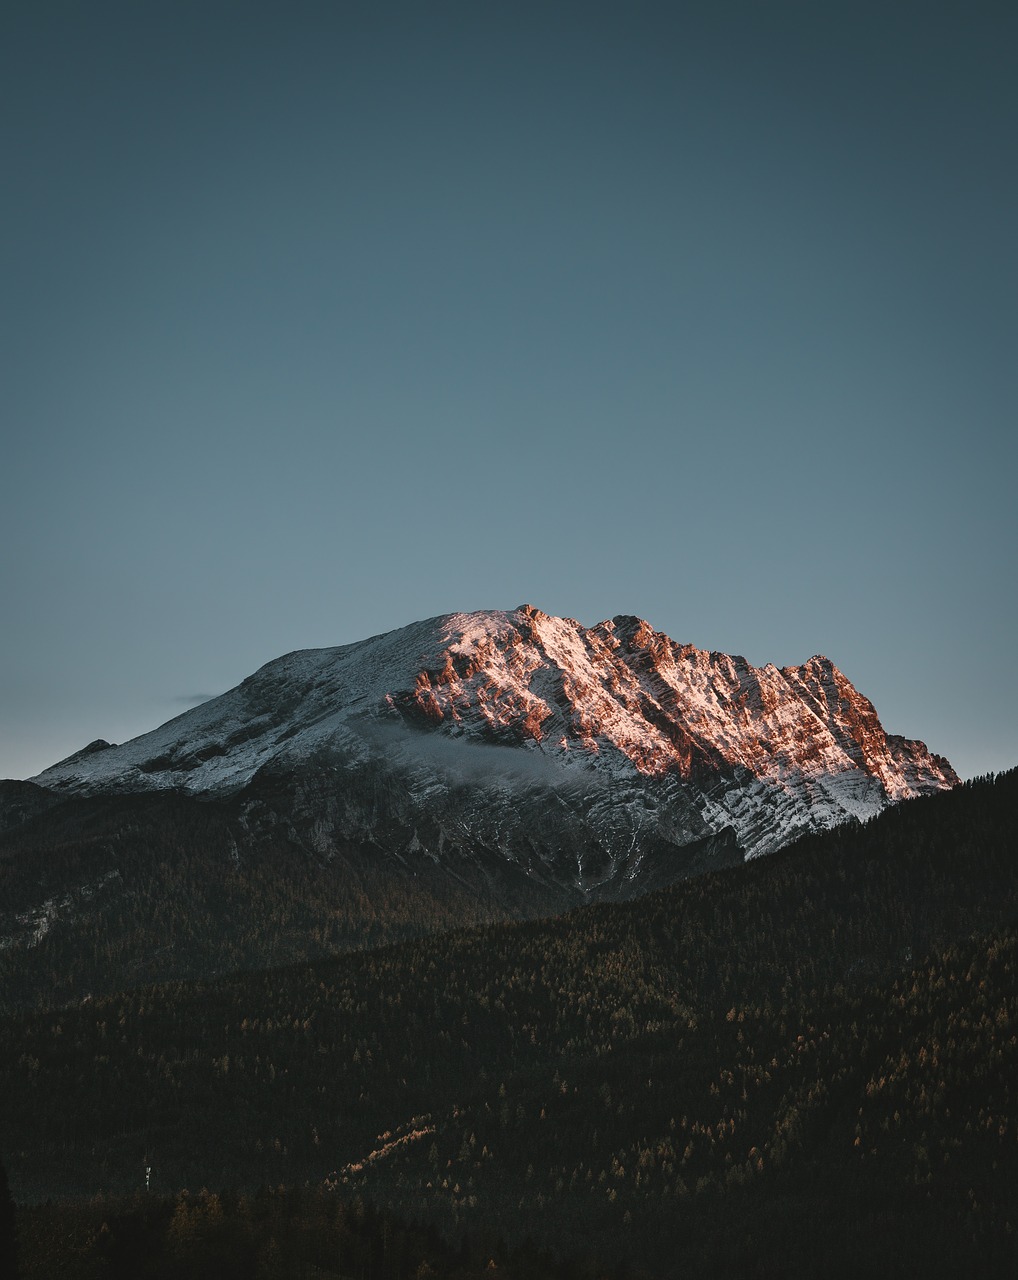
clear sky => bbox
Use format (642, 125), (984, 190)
(2, 1), (1015, 783)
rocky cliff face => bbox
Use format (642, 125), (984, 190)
(29, 606), (957, 898)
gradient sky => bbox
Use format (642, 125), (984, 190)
(2, 0), (1015, 783)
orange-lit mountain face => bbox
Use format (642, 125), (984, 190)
(391, 606), (952, 801)
(30, 606), (957, 897)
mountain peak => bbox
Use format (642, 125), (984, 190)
(29, 607), (958, 875)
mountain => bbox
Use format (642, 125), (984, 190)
(1, 606), (957, 1008)
(29, 605), (956, 876)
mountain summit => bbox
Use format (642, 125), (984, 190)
(30, 607), (956, 898)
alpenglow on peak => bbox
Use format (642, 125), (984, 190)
(31, 606), (957, 897)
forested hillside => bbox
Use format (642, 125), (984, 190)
(0, 783), (560, 1014)
(3, 771), (1017, 1277)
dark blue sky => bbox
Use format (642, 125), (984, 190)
(3, 1), (1015, 781)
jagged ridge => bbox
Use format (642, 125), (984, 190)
(28, 606), (957, 887)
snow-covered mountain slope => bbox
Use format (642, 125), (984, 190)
(29, 606), (957, 894)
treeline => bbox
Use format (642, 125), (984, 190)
(13, 1185), (630, 1280)
(2, 770), (1017, 1276)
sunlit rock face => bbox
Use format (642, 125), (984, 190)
(30, 606), (958, 899)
